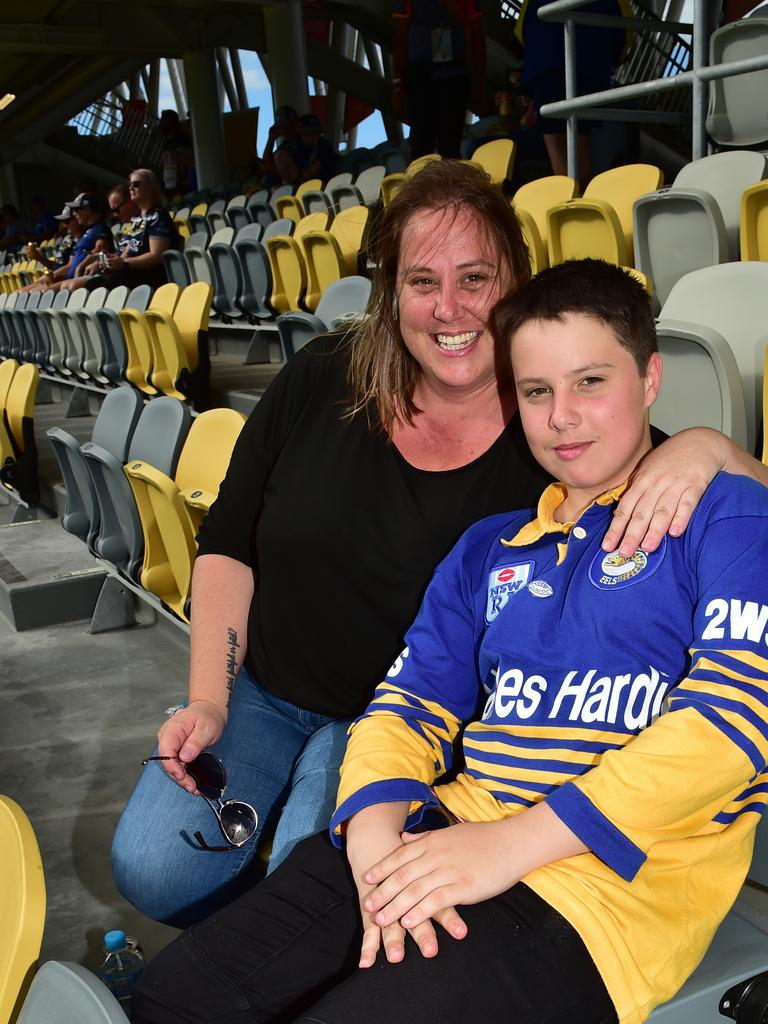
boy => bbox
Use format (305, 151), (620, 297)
(134, 260), (768, 1024)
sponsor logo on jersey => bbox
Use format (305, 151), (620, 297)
(482, 663), (669, 731)
(386, 646), (410, 678)
(486, 561), (534, 622)
(528, 579), (553, 598)
(588, 536), (666, 591)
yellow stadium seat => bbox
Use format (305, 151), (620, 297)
(380, 172), (406, 207)
(274, 196), (305, 223)
(406, 153), (442, 176)
(513, 175), (579, 253)
(1, 363), (39, 504)
(148, 281), (214, 400)
(301, 206), (371, 311)
(515, 208), (547, 274)
(118, 282), (180, 394)
(0, 358), (17, 410)
(0, 795), (46, 1024)
(266, 211), (330, 313)
(471, 139), (516, 187)
(297, 178), (323, 199)
(741, 179), (768, 261)
(125, 408), (246, 620)
(547, 164), (663, 267)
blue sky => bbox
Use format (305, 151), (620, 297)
(156, 50), (387, 153)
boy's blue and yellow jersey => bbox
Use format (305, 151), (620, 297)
(331, 472), (768, 1024)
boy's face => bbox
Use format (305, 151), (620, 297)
(510, 313), (661, 514)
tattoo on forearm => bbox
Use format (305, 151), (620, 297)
(225, 626), (240, 704)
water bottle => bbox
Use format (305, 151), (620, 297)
(99, 929), (144, 1017)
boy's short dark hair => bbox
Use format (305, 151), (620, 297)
(493, 258), (658, 375)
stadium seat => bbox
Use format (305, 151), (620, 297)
(471, 138), (516, 187)
(81, 396), (192, 579)
(48, 289), (90, 377)
(633, 151), (767, 307)
(300, 188), (335, 217)
(0, 358), (16, 407)
(26, 290), (56, 368)
(380, 172), (406, 207)
(207, 239), (244, 322)
(65, 286), (109, 378)
(245, 196), (276, 232)
(146, 281), (213, 405)
(163, 249), (192, 289)
(125, 408), (245, 620)
(301, 205), (371, 311)
(331, 165), (386, 210)
(119, 282), (180, 394)
(98, 284), (152, 385)
(655, 261), (768, 454)
(265, 211), (330, 313)
(235, 232), (275, 321)
(15, 291), (41, 363)
(276, 275), (372, 359)
(48, 387), (142, 546)
(262, 217), (295, 241)
(38, 290), (70, 372)
(406, 153), (442, 176)
(0, 362), (39, 504)
(548, 163), (663, 266)
(740, 179), (768, 261)
(15, 960), (130, 1024)
(707, 16), (768, 147)
(513, 175), (579, 256)
(206, 198), (227, 234)
(0, 796), (46, 1024)
(187, 202), (210, 237)
(2, 292), (29, 360)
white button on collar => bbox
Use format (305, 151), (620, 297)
(572, 526), (587, 540)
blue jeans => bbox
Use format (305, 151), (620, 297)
(112, 667), (351, 928)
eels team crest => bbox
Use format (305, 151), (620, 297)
(588, 536), (666, 591)
(486, 562), (534, 622)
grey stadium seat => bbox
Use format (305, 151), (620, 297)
(276, 275), (371, 359)
(16, 959), (130, 1024)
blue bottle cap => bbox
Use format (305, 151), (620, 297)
(104, 930), (126, 951)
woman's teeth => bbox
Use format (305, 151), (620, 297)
(435, 331), (479, 351)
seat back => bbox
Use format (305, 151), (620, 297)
(658, 261), (768, 454)
(175, 407), (245, 511)
(262, 218), (295, 241)
(163, 250), (192, 289)
(245, 198), (275, 231)
(295, 211), (331, 240)
(235, 222), (263, 244)
(707, 17), (768, 146)
(207, 243), (243, 320)
(16, 960), (129, 1024)
(513, 175), (579, 249)
(124, 284), (152, 314)
(314, 275), (372, 329)
(233, 237), (273, 320)
(226, 204), (252, 232)
(674, 150), (768, 259)
(104, 286), (128, 312)
(472, 139), (517, 186)
(352, 165), (386, 205)
(209, 227), (234, 247)
(583, 163), (664, 257)
(91, 387), (143, 459)
(406, 153), (442, 176)
(516, 208), (547, 274)
(0, 358), (17, 408)
(128, 396), (191, 474)
(0, 796), (46, 1024)
(330, 205), (370, 276)
(741, 179), (768, 261)
(296, 178), (323, 200)
(172, 281), (214, 368)
(323, 172), (353, 194)
(6, 363), (38, 452)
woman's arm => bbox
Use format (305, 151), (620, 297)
(604, 427), (768, 557)
(155, 553), (253, 793)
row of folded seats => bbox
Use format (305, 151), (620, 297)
(0, 282), (213, 409)
(512, 152), (768, 312)
(49, 387), (245, 621)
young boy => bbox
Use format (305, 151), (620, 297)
(133, 260), (768, 1024)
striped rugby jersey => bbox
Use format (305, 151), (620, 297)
(332, 471), (768, 1024)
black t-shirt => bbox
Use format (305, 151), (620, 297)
(198, 335), (553, 718)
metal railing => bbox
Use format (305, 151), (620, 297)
(69, 93), (163, 169)
(537, 0), (768, 178)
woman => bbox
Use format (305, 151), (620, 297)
(113, 160), (767, 929)
(99, 167), (179, 289)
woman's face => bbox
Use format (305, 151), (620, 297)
(128, 174), (155, 211)
(396, 207), (509, 400)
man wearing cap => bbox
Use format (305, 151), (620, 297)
(43, 193), (111, 292)
(261, 105), (310, 188)
(21, 204), (83, 292)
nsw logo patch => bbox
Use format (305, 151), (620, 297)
(486, 562), (534, 622)
(588, 536), (666, 591)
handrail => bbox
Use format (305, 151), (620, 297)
(536, 0), (767, 177)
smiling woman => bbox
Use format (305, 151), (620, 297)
(112, 160), (768, 935)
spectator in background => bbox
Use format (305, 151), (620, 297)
(261, 105), (310, 189)
(516, 0), (629, 185)
(20, 204), (82, 292)
(0, 203), (31, 252)
(392, 0), (486, 159)
(28, 196), (58, 245)
(73, 183), (140, 282)
(297, 113), (338, 184)
(159, 109), (195, 201)
(42, 193), (110, 292)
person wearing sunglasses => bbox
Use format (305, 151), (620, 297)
(112, 161), (768, 936)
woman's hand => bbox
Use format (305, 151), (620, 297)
(155, 699), (228, 794)
(603, 427), (732, 557)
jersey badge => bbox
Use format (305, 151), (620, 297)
(528, 579), (553, 598)
(588, 537), (666, 591)
(486, 562), (534, 622)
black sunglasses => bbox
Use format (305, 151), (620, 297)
(128, 181), (142, 189)
(141, 751), (258, 852)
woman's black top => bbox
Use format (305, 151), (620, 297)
(198, 334), (561, 717)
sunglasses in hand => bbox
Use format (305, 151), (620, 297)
(141, 751), (258, 852)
